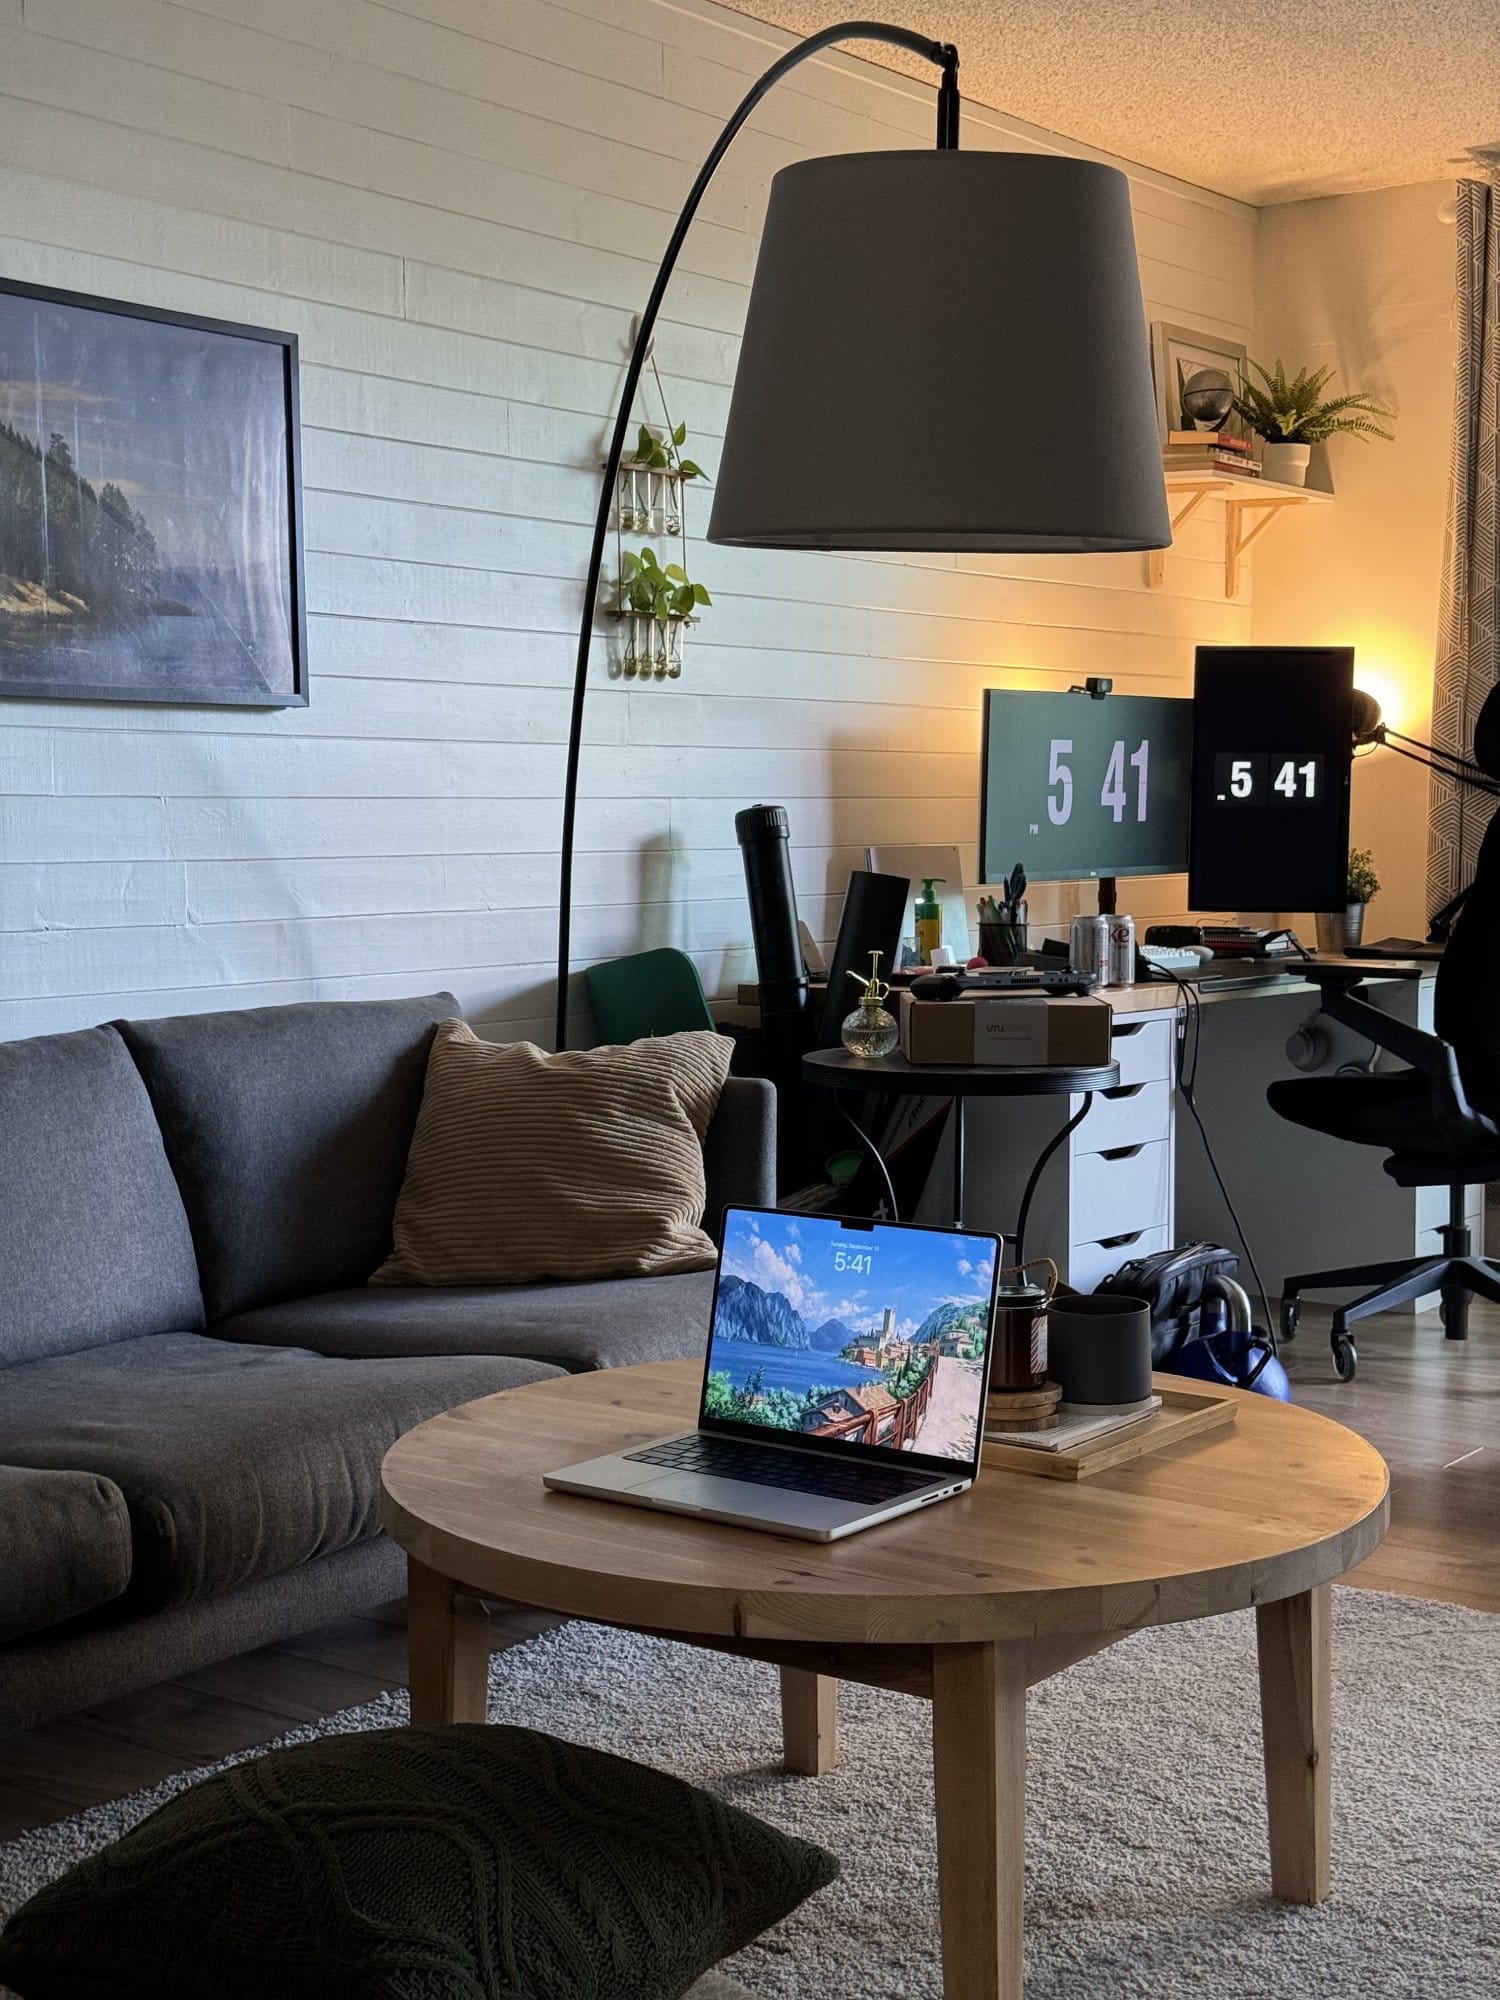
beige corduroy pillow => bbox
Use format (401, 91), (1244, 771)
(372, 1022), (734, 1287)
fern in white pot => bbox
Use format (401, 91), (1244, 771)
(1231, 359), (1395, 487)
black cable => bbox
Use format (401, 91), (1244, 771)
(833, 1088), (900, 1221)
(1014, 1094), (1095, 1266)
(1148, 965), (1276, 1344)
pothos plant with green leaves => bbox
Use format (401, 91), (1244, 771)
(624, 420), (706, 481)
(619, 545), (711, 622)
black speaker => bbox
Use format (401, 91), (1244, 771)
(817, 870), (911, 1047)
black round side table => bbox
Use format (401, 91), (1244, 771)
(801, 1045), (1121, 1256)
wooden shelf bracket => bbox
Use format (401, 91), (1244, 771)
(1147, 485), (1215, 589)
(1148, 473), (1332, 598)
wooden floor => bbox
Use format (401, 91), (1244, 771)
(0, 1303), (1494, 1844)
(1283, 1303), (1499, 1612)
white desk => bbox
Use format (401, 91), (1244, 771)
(921, 966), (1483, 1301)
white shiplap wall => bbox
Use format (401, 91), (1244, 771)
(0, 0), (1255, 1044)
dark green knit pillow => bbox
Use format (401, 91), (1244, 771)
(0, 1725), (838, 2000)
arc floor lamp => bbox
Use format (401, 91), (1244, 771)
(554, 19), (1171, 1048)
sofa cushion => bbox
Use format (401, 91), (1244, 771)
(214, 1269), (716, 1372)
(0, 1725), (838, 2000)
(0, 1465), (133, 1643)
(0, 1026), (205, 1365)
(117, 993), (457, 1321)
(0, 1333), (563, 1611)
(375, 1025), (732, 1287)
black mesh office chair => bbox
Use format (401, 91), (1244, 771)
(1268, 683), (1500, 1381)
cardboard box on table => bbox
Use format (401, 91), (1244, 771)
(898, 990), (1113, 1067)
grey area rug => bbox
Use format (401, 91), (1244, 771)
(1, 1588), (1497, 1998)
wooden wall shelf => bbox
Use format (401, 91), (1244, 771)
(1149, 471), (1334, 599)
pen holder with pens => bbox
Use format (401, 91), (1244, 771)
(979, 919), (1025, 965)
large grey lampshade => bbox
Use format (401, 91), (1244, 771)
(708, 151), (1171, 553)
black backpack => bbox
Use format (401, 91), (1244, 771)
(1096, 1241), (1240, 1365)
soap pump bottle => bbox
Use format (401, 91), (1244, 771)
(914, 878), (945, 964)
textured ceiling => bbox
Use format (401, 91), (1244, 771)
(723, 0), (1500, 203)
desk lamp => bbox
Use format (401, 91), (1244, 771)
(554, 20), (1171, 1046)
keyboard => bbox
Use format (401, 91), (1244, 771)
(1140, 944), (1201, 973)
(624, 1434), (942, 1505)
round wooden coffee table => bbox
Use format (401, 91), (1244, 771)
(382, 1361), (1388, 2000)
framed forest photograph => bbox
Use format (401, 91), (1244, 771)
(0, 277), (307, 707)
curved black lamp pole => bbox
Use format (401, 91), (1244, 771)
(553, 23), (961, 1049)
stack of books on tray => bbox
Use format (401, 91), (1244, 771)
(984, 1394), (1163, 1453)
(1164, 430), (1261, 477)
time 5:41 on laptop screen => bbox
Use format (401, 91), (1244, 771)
(705, 1210), (998, 1463)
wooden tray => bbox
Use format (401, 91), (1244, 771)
(981, 1379), (1238, 1481)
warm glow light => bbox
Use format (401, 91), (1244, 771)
(1353, 668), (1409, 738)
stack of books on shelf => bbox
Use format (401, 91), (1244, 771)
(1164, 430), (1261, 478)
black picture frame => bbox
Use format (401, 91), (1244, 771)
(0, 275), (307, 708)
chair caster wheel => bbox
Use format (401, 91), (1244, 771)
(1332, 1335), (1358, 1382)
(1279, 1298), (1299, 1341)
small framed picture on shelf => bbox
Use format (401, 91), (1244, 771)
(1150, 321), (1250, 447)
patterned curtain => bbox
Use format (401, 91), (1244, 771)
(1429, 177), (1500, 915)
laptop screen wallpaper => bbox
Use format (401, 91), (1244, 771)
(705, 1211), (997, 1462)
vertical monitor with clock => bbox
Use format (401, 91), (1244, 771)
(979, 690), (1193, 883)
(1189, 646), (1354, 910)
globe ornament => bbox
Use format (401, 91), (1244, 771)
(1180, 365), (1234, 430)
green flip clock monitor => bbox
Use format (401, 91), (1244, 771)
(979, 688), (1193, 884)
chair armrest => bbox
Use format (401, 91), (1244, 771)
(1297, 966), (1477, 1127)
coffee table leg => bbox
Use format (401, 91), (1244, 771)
(1256, 1584), (1332, 1904)
(932, 1643), (1026, 2000)
(779, 1667), (838, 1774)
(407, 1557), (490, 1726)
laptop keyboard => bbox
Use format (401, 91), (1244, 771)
(624, 1434), (943, 1505)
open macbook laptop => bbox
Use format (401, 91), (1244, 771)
(544, 1207), (1000, 1541)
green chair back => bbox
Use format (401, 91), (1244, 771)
(586, 947), (716, 1044)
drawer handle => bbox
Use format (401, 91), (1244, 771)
(1100, 1083), (1145, 1101)
(1098, 1143), (1145, 1161)
(1095, 1229), (1145, 1250)
(1112, 1022), (1148, 1038)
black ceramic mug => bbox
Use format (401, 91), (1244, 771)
(1046, 1292), (1152, 1406)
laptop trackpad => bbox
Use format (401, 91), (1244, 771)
(642, 1470), (861, 1528)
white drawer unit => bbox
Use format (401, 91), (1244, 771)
(1071, 1139), (1173, 1245)
(1077, 1079), (1173, 1154)
(1061, 1013), (1175, 1282)
(1067, 1224), (1173, 1294)
(938, 1001), (1179, 1291)
(1108, 1015), (1175, 1089)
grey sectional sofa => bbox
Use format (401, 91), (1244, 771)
(0, 993), (773, 1733)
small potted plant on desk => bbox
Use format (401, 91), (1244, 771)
(1231, 359), (1395, 487)
(1317, 846), (1380, 953)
